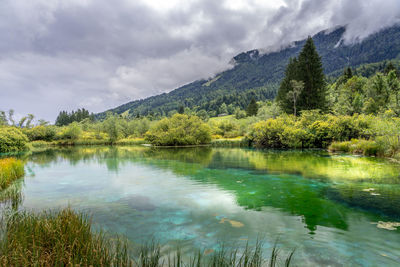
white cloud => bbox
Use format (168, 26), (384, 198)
(109, 47), (232, 100)
(0, 0), (399, 122)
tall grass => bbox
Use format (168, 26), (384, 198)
(0, 207), (295, 266)
(137, 240), (295, 267)
(0, 158), (24, 190)
(0, 208), (132, 266)
(0, 180), (23, 209)
(210, 137), (250, 147)
(30, 137), (147, 148)
(329, 139), (382, 156)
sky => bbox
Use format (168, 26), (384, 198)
(1, 0), (400, 122)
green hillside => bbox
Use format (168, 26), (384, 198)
(98, 25), (400, 118)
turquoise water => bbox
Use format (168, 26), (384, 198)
(14, 147), (400, 265)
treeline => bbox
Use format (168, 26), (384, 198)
(55, 108), (94, 126)
(98, 86), (275, 119)
(327, 60), (400, 80)
(329, 68), (400, 116)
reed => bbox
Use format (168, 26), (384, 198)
(0, 207), (132, 266)
(137, 239), (295, 267)
(0, 180), (23, 209)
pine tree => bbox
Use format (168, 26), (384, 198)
(296, 37), (327, 111)
(384, 62), (396, 75)
(246, 98), (258, 116)
(384, 61), (399, 77)
(277, 37), (327, 114)
(344, 67), (353, 80)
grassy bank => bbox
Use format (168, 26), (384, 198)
(329, 139), (381, 156)
(30, 137), (146, 148)
(0, 158), (24, 190)
(0, 208), (131, 266)
(0, 207), (295, 266)
(210, 137), (250, 147)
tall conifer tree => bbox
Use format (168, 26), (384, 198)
(277, 37), (327, 114)
(246, 98), (258, 116)
(296, 37), (327, 111)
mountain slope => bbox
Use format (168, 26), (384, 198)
(99, 24), (400, 117)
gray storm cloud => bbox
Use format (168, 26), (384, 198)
(0, 0), (399, 122)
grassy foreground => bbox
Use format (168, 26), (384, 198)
(0, 208), (131, 266)
(0, 207), (295, 266)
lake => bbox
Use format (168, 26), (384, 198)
(9, 146), (400, 266)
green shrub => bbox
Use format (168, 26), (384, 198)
(329, 141), (351, 153)
(102, 114), (123, 142)
(145, 114), (211, 146)
(281, 127), (311, 148)
(249, 113), (381, 150)
(249, 117), (290, 148)
(23, 126), (57, 141)
(0, 127), (29, 153)
(309, 120), (334, 148)
(234, 108), (247, 119)
(58, 122), (81, 140)
(210, 120), (240, 138)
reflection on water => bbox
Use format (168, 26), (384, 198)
(12, 146), (400, 266)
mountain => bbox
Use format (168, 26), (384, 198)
(99, 24), (400, 118)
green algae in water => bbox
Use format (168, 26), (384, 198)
(13, 146), (400, 266)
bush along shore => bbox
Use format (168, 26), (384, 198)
(2, 111), (400, 160)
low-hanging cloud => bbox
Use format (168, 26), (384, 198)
(1, 0), (399, 122)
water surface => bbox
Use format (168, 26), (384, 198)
(10, 147), (400, 266)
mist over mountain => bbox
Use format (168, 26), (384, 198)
(99, 24), (400, 117)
